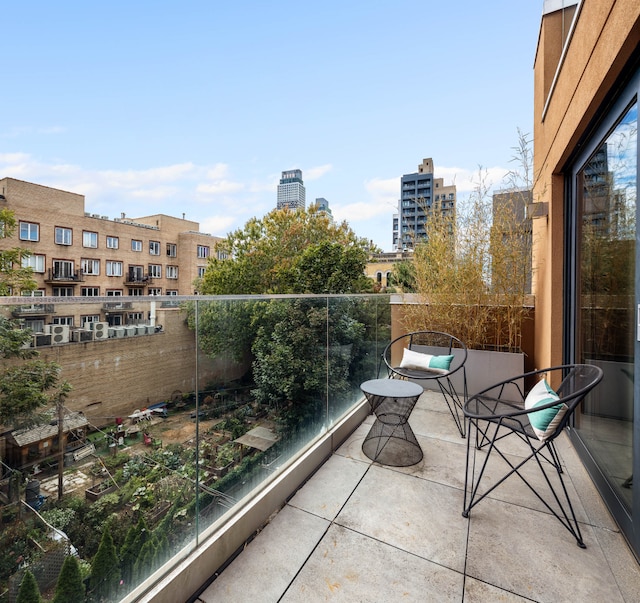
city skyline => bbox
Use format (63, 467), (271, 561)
(0, 1), (542, 251)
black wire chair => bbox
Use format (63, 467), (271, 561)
(462, 364), (603, 548)
(379, 330), (468, 437)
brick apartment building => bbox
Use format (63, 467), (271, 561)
(0, 177), (222, 324)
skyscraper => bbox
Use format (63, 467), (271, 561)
(277, 169), (306, 210)
(393, 158), (456, 250)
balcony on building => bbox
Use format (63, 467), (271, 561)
(44, 268), (84, 284)
(124, 272), (153, 287)
(0, 294), (637, 603)
(11, 303), (55, 318)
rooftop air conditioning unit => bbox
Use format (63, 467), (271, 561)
(50, 324), (70, 344)
(92, 322), (109, 339)
(33, 334), (52, 347)
(101, 215), (109, 219)
(71, 329), (94, 342)
(91, 213), (100, 218)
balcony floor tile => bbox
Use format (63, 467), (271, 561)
(198, 390), (640, 603)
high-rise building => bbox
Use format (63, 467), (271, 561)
(277, 169), (306, 210)
(311, 197), (333, 221)
(393, 158), (456, 250)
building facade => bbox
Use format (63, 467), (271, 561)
(0, 178), (222, 309)
(276, 169), (306, 210)
(533, 0), (640, 557)
(393, 158), (456, 250)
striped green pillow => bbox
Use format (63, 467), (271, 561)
(525, 378), (567, 441)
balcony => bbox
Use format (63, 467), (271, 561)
(124, 273), (153, 286)
(43, 268), (84, 283)
(0, 295), (637, 602)
(11, 303), (55, 317)
(102, 301), (133, 311)
(193, 390), (639, 602)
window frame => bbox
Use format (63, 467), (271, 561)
(19, 221), (39, 242)
(55, 226), (73, 246)
(82, 231), (98, 248)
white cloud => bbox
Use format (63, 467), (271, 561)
(304, 164), (332, 180)
(199, 215), (237, 237)
(197, 180), (244, 195)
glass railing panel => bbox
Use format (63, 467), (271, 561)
(0, 294), (390, 601)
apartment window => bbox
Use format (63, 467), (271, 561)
(148, 264), (162, 278)
(197, 245), (210, 259)
(81, 315), (100, 327)
(22, 254), (45, 273)
(166, 265), (178, 279)
(21, 290), (44, 297)
(197, 266), (206, 278)
(166, 243), (177, 257)
(25, 319), (45, 333)
(109, 315), (123, 326)
(166, 290), (178, 296)
(83, 231), (98, 248)
(149, 241), (161, 255)
(55, 227), (72, 245)
(128, 312), (144, 322)
(106, 261), (123, 277)
(148, 288), (162, 295)
(128, 265), (144, 281)
(128, 288), (143, 296)
(81, 258), (100, 275)
(53, 287), (74, 296)
(106, 236), (119, 249)
(132, 239), (142, 252)
(53, 260), (74, 278)
(106, 289), (123, 296)
(19, 221), (39, 241)
(81, 287), (100, 296)
(53, 316), (74, 326)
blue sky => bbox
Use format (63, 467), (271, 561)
(1, 1), (542, 251)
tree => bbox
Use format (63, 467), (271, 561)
(389, 260), (416, 292)
(0, 208), (37, 295)
(90, 527), (120, 601)
(198, 206), (376, 295)
(16, 570), (42, 603)
(52, 555), (85, 603)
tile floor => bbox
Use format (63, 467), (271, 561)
(197, 391), (640, 602)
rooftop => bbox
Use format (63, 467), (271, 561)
(196, 389), (640, 602)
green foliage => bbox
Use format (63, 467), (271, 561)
(251, 298), (367, 430)
(41, 507), (76, 531)
(389, 260), (416, 292)
(120, 516), (147, 587)
(198, 206), (375, 295)
(133, 538), (157, 583)
(405, 160), (532, 352)
(0, 315), (37, 360)
(90, 527), (120, 601)
(16, 570), (42, 603)
(0, 359), (71, 428)
(0, 208), (37, 296)
(52, 555), (85, 603)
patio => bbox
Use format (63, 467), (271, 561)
(195, 389), (640, 602)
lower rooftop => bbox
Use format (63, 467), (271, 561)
(194, 390), (640, 602)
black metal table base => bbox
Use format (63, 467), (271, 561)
(360, 379), (424, 467)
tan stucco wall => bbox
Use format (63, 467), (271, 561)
(533, 0), (640, 368)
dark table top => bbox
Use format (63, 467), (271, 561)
(360, 378), (423, 399)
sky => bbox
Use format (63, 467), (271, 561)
(1, 1), (543, 252)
